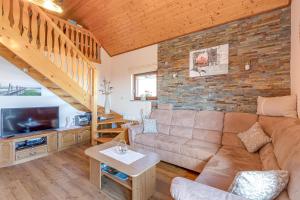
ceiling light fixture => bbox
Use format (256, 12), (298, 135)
(28, 0), (63, 13)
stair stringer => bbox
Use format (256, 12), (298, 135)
(0, 27), (91, 111)
(0, 43), (89, 111)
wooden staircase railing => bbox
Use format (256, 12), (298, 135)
(48, 13), (101, 64)
(0, 0), (98, 144)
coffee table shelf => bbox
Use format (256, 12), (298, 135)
(102, 172), (132, 190)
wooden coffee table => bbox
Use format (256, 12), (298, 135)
(85, 141), (160, 200)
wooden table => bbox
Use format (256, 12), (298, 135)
(85, 142), (160, 200)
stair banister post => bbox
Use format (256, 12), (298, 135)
(91, 68), (98, 145)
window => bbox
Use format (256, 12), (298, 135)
(133, 71), (157, 100)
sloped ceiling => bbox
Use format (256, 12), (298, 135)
(59, 0), (290, 56)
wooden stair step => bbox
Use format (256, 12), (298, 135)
(98, 113), (116, 118)
(97, 128), (126, 133)
(95, 137), (114, 143)
(97, 118), (126, 125)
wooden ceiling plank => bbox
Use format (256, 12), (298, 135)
(59, 0), (290, 56)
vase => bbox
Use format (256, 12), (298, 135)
(104, 94), (111, 114)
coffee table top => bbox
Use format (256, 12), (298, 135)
(85, 141), (160, 177)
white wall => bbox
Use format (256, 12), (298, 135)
(98, 49), (112, 106)
(98, 45), (158, 120)
(0, 56), (83, 127)
(291, 0), (300, 116)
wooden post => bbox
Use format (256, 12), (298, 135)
(91, 68), (98, 145)
(89, 158), (101, 189)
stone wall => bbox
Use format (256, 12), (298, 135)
(157, 7), (291, 113)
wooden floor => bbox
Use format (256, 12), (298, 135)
(0, 144), (198, 200)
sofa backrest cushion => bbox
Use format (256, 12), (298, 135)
(222, 112), (258, 148)
(170, 110), (196, 139)
(193, 111), (224, 144)
(150, 109), (173, 135)
(259, 143), (290, 200)
(257, 95), (297, 118)
(259, 143), (280, 170)
(258, 115), (289, 136)
(158, 104), (173, 110)
(272, 118), (300, 200)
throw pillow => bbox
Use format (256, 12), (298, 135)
(229, 170), (289, 200)
(257, 95), (297, 118)
(238, 122), (271, 153)
(143, 118), (158, 133)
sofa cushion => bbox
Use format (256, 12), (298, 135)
(134, 133), (158, 147)
(157, 123), (171, 135)
(257, 95), (297, 118)
(222, 112), (258, 148)
(272, 118), (300, 169)
(192, 111), (224, 145)
(171, 110), (196, 128)
(259, 143), (280, 170)
(192, 129), (222, 145)
(181, 139), (220, 161)
(151, 109), (173, 125)
(222, 132), (246, 149)
(134, 143), (155, 152)
(156, 134), (189, 154)
(258, 115), (288, 136)
(157, 104), (173, 110)
(156, 149), (206, 173)
(150, 109), (173, 135)
(223, 112), (258, 133)
(196, 146), (262, 191)
(259, 144), (290, 200)
(194, 111), (224, 131)
(170, 126), (193, 139)
(271, 118), (300, 200)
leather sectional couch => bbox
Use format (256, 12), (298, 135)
(128, 105), (300, 200)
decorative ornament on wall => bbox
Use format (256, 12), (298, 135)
(189, 44), (229, 77)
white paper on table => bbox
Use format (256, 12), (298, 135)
(99, 146), (145, 165)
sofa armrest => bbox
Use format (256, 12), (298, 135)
(171, 177), (247, 200)
(128, 124), (143, 145)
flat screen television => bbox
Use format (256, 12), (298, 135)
(0, 107), (59, 138)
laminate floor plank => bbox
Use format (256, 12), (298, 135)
(0, 144), (198, 200)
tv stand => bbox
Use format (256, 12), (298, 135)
(3, 135), (15, 139)
(0, 126), (91, 168)
(14, 137), (48, 161)
(15, 136), (47, 151)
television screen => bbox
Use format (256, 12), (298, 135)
(1, 107), (59, 137)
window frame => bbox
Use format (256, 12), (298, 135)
(133, 71), (158, 101)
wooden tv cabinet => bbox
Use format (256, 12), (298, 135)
(0, 126), (91, 168)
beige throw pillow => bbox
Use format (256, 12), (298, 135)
(229, 170), (289, 200)
(238, 122), (271, 153)
(257, 95), (297, 118)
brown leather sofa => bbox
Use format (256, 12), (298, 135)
(128, 105), (299, 200)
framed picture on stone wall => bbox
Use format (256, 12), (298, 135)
(189, 44), (229, 77)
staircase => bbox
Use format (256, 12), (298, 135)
(0, 0), (99, 143)
(96, 106), (129, 144)
(47, 13), (101, 64)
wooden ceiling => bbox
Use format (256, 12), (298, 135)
(59, 0), (290, 56)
